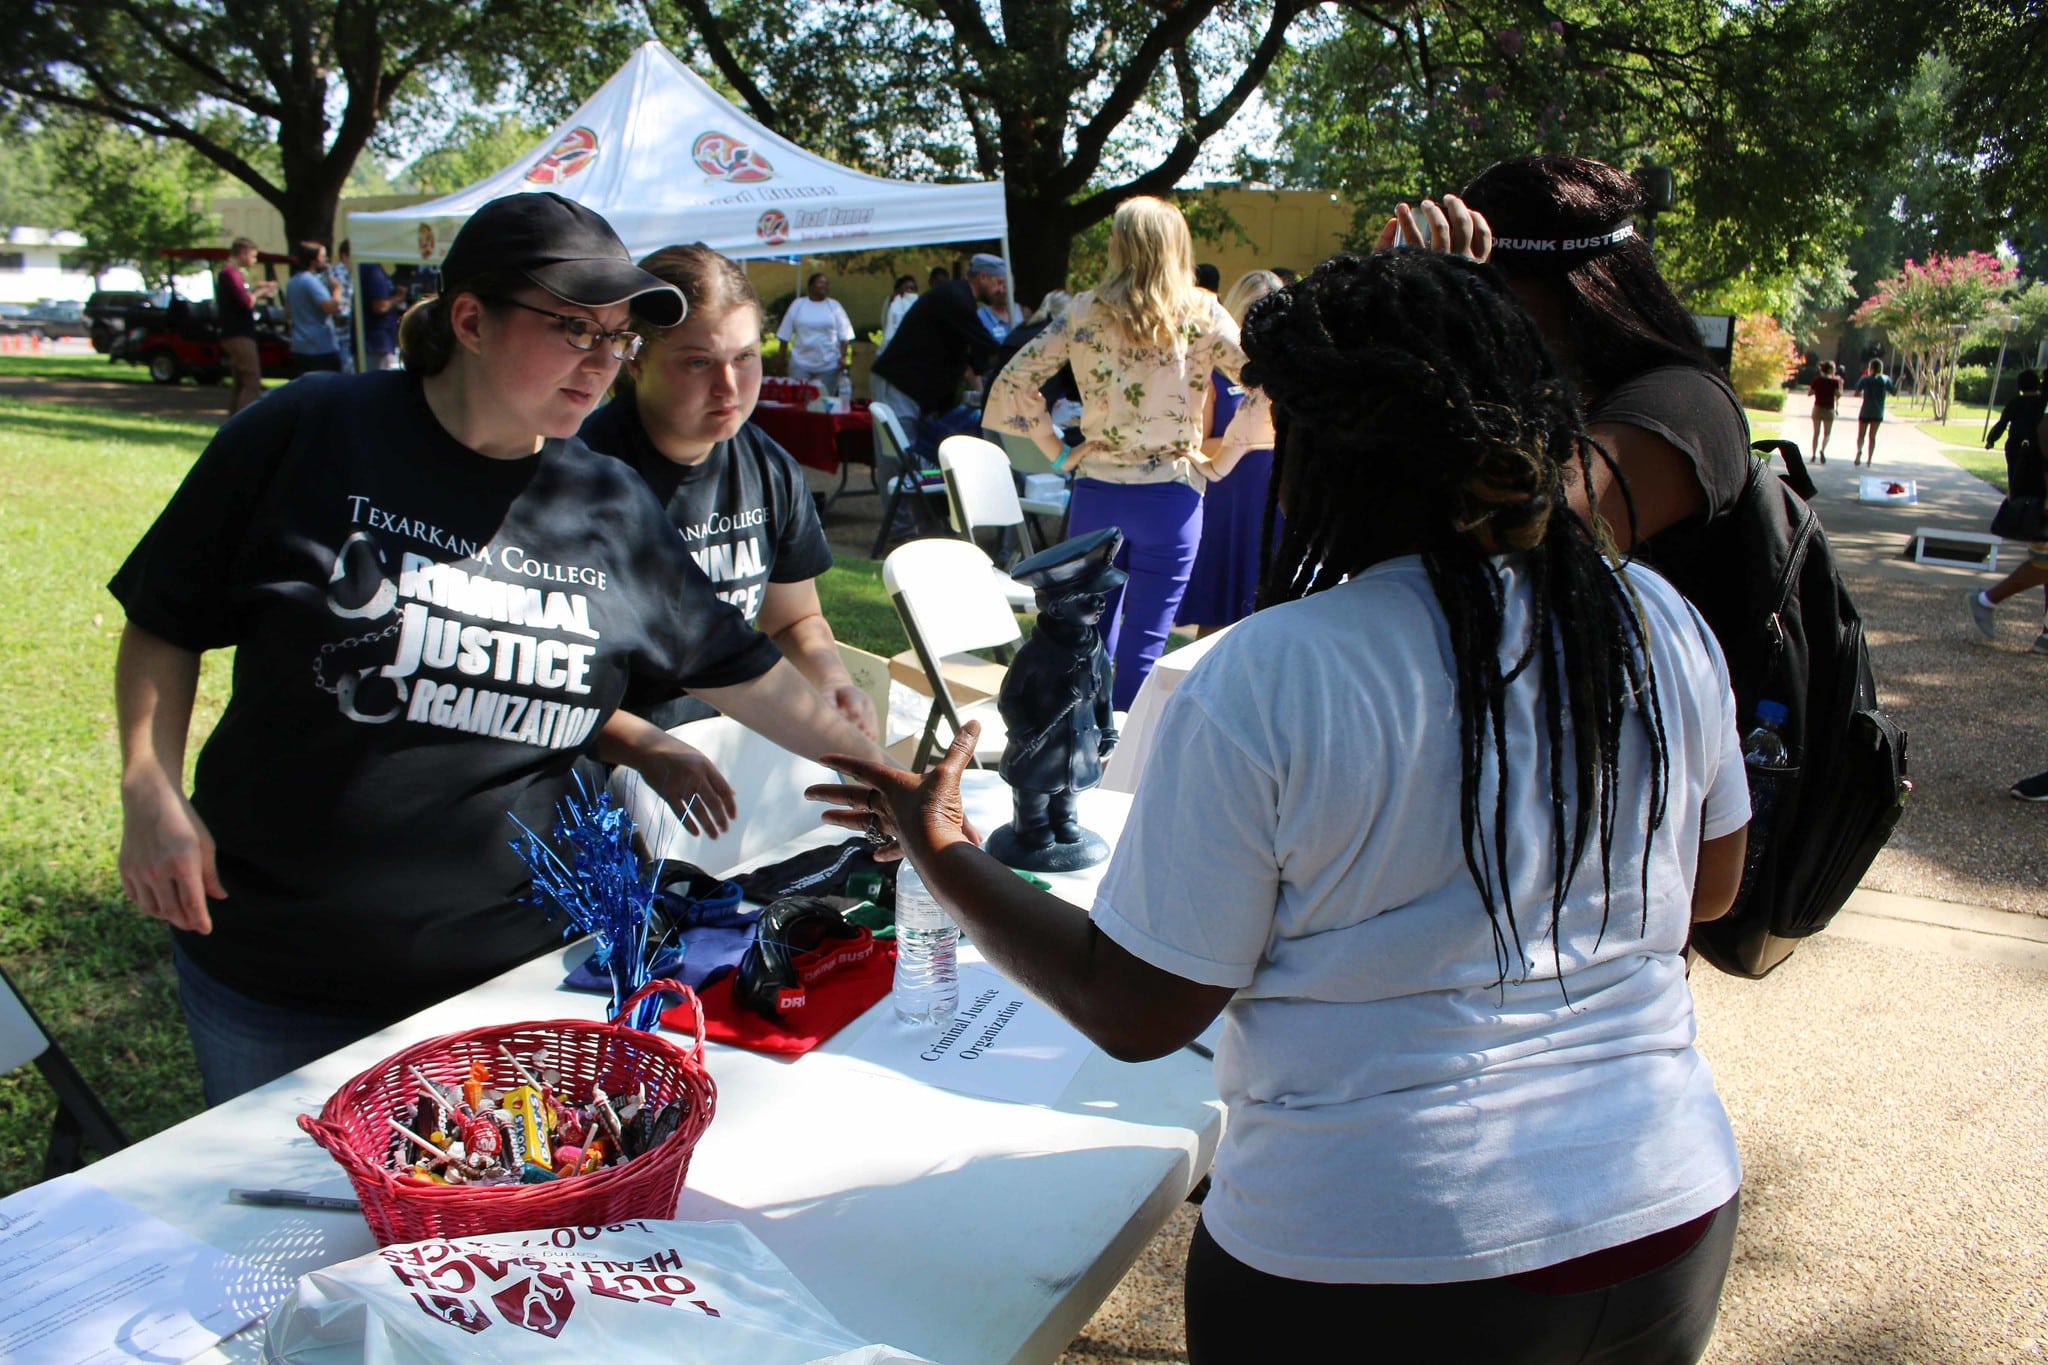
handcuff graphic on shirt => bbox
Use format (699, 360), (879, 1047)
(311, 530), (407, 724)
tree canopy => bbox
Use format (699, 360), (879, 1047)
(1260, 0), (1902, 302)
(0, 0), (641, 246)
(627, 0), (1312, 300)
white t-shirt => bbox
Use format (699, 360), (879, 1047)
(1093, 555), (1748, 1284)
(880, 293), (918, 350)
(778, 296), (854, 374)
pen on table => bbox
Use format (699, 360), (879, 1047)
(230, 1187), (362, 1212)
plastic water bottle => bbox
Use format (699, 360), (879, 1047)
(1736, 700), (1795, 899)
(892, 860), (959, 1026)
(1742, 701), (1793, 770)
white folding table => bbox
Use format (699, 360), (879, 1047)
(65, 773), (1223, 1365)
(1099, 624), (1234, 794)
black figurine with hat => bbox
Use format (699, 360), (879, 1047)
(986, 527), (1127, 872)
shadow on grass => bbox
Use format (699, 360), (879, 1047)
(0, 865), (202, 1197)
(0, 400), (213, 453)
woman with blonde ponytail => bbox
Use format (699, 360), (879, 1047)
(987, 195), (1247, 709)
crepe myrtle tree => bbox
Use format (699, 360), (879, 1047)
(1853, 251), (2016, 422)
(0, 0), (643, 250)
(633, 0), (1312, 302)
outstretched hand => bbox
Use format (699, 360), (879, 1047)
(1373, 194), (1493, 262)
(808, 722), (981, 863)
(643, 738), (738, 838)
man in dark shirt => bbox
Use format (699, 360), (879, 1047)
(870, 252), (1008, 459)
(358, 261), (405, 370)
(1969, 370), (2048, 658)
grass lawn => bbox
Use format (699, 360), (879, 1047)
(0, 353), (291, 391)
(0, 395), (904, 1197)
(1938, 444), (2009, 493)
(0, 353), (154, 384)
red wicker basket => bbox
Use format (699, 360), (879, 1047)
(300, 980), (715, 1246)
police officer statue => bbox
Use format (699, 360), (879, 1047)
(986, 528), (1125, 872)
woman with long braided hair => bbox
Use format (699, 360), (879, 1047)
(809, 249), (1749, 1361)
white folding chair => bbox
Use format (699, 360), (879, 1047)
(2, 964), (128, 1177)
(870, 405), (951, 559)
(939, 435), (1039, 608)
(609, 715), (837, 877)
(883, 537), (1019, 770)
(989, 430), (1073, 540)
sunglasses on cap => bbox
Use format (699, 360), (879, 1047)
(497, 298), (644, 361)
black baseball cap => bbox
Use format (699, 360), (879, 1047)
(440, 192), (686, 327)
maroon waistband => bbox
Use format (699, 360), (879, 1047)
(1507, 1206), (1719, 1296)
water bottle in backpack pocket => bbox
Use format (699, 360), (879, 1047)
(1734, 700), (1797, 907)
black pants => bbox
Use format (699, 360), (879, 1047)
(1184, 1194), (1740, 1365)
(289, 351), (342, 378)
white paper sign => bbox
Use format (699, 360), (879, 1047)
(0, 1175), (295, 1364)
(839, 964), (1092, 1106)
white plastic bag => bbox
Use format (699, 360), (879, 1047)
(264, 1219), (933, 1365)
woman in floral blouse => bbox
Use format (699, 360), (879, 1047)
(986, 196), (1249, 709)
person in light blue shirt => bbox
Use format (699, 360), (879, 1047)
(285, 241), (342, 377)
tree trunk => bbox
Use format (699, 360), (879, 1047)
(1008, 192), (1076, 308)
(277, 177), (347, 253)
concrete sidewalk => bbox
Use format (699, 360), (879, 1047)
(1058, 396), (2048, 1364)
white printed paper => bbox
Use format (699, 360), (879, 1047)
(839, 964), (1092, 1105)
(0, 1175), (295, 1364)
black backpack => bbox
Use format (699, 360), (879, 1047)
(1645, 439), (1911, 978)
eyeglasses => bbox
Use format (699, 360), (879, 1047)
(498, 299), (643, 361)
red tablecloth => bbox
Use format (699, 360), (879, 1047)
(750, 400), (874, 476)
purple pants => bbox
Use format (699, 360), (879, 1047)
(1067, 476), (1204, 711)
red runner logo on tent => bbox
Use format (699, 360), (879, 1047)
(693, 131), (775, 183)
(417, 223), (436, 260)
(756, 210), (790, 245)
(526, 128), (599, 184)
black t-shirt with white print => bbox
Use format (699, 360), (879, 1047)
(109, 370), (780, 1016)
(579, 396), (832, 729)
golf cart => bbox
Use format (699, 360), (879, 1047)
(111, 246), (294, 384)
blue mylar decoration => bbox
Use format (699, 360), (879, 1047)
(509, 774), (676, 1031)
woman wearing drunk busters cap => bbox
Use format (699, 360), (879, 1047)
(1379, 155), (1752, 562)
(111, 192), (888, 1105)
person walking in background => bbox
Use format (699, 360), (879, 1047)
(357, 259), (405, 371)
(777, 271), (854, 397)
(1808, 359), (1843, 462)
(986, 196), (1248, 710)
(1853, 359), (1894, 466)
(1967, 370), (2048, 661)
(879, 274), (918, 352)
(1176, 269), (1285, 637)
(284, 241), (343, 378)
(214, 236), (275, 415)
(822, 251), (1747, 1364)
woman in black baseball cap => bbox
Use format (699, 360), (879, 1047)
(109, 192), (889, 1106)
(398, 191), (686, 445)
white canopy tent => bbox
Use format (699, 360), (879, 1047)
(349, 42), (1010, 271)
